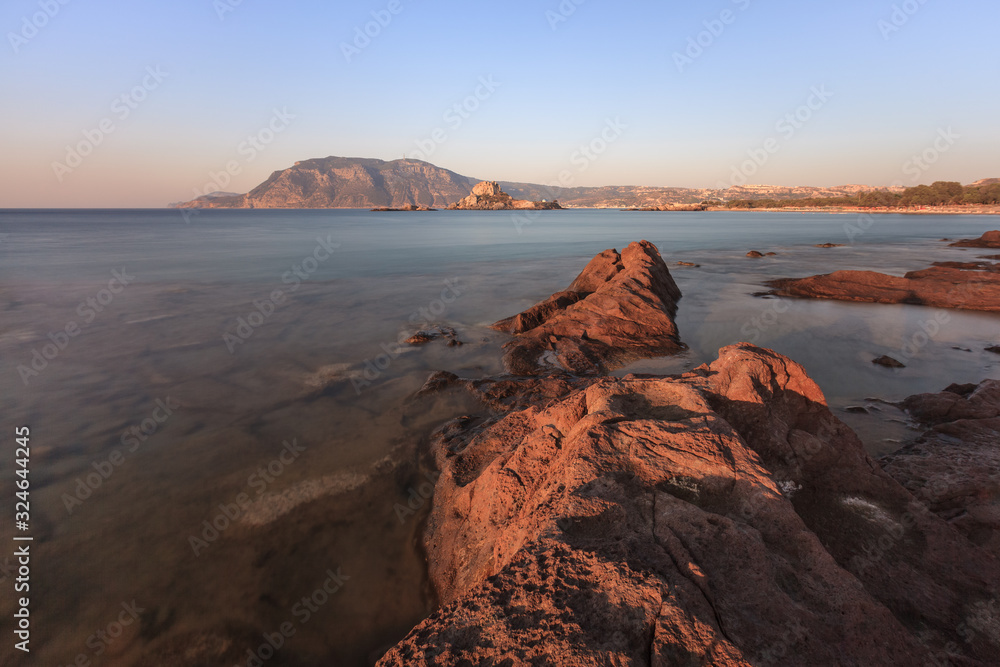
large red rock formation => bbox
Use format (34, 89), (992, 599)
(491, 241), (684, 374)
(378, 344), (1000, 666)
(765, 263), (1000, 312)
(950, 230), (1000, 248)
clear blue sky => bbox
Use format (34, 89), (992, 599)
(1, 0), (997, 206)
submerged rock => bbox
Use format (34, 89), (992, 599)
(872, 355), (906, 368)
(746, 250), (765, 258)
(490, 240), (684, 374)
(379, 344), (1000, 666)
(405, 326), (462, 346)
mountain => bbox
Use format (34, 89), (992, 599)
(176, 157), (476, 209)
(172, 156), (925, 209)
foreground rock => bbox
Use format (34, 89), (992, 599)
(950, 230), (1000, 248)
(379, 344), (1000, 665)
(490, 241), (684, 374)
(448, 181), (562, 210)
(765, 262), (1000, 312)
(882, 380), (1000, 556)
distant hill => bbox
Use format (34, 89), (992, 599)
(172, 156), (962, 210)
(176, 157), (476, 209)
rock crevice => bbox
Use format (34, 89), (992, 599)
(378, 243), (1000, 666)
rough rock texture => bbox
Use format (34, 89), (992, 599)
(176, 157), (478, 209)
(378, 344), (1000, 666)
(447, 180), (562, 210)
(765, 263), (1000, 312)
(900, 380), (1000, 426)
(490, 241), (684, 374)
(950, 230), (1000, 248)
(882, 380), (1000, 557)
(405, 326), (463, 346)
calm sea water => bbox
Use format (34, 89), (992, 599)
(1, 209), (998, 665)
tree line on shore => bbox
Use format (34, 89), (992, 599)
(710, 181), (1000, 210)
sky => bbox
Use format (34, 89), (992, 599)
(0, 0), (997, 207)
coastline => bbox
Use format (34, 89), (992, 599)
(706, 205), (1000, 215)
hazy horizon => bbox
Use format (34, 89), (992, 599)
(2, 0), (998, 207)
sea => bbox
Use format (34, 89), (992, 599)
(1, 208), (998, 665)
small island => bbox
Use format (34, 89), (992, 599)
(447, 181), (562, 210)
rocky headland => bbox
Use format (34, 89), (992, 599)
(174, 155), (964, 210)
(764, 231), (1000, 312)
(376, 241), (1000, 666)
(447, 181), (562, 211)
